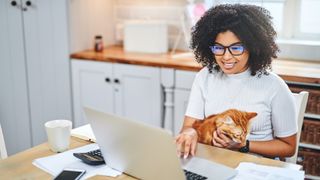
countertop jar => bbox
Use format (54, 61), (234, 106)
(94, 35), (104, 52)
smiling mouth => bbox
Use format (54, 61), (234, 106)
(223, 62), (237, 69)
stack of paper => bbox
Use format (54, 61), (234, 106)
(71, 124), (96, 142)
(233, 162), (304, 180)
(33, 143), (122, 179)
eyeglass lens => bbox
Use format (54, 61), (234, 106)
(210, 44), (244, 56)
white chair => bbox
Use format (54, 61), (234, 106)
(0, 123), (8, 159)
(285, 91), (309, 164)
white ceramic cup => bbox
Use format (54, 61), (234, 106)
(45, 120), (72, 153)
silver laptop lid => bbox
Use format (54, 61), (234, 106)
(84, 107), (185, 180)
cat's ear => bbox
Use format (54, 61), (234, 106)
(247, 112), (257, 120)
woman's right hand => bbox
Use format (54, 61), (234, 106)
(175, 128), (198, 159)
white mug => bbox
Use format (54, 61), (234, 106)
(45, 120), (72, 153)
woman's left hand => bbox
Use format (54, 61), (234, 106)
(212, 129), (244, 149)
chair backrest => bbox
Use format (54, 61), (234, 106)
(0, 123), (8, 159)
(285, 91), (309, 164)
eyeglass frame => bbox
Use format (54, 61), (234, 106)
(209, 42), (246, 56)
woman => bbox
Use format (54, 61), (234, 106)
(175, 4), (297, 159)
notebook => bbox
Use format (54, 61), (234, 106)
(84, 107), (237, 180)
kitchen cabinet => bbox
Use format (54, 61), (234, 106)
(72, 60), (162, 128)
(72, 60), (113, 126)
(0, 0), (72, 155)
(173, 70), (197, 135)
(174, 89), (191, 135)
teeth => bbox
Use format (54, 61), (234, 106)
(224, 62), (235, 69)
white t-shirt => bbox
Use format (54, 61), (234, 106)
(185, 67), (297, 141)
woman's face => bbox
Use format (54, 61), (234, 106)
(214, 30), (249, 74)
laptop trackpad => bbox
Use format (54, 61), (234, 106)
(181, 157), (237, 180)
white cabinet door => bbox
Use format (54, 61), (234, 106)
(0, 0), (71, 154)
(0, 0), (32, 155)
(72, 60), (114, 127)
(23, 0), (72, 145)
(72, 61), (163, 128)
(114, 64), (162, 127)
(173, 70), (197, 135)
(174, 89), (191, 135)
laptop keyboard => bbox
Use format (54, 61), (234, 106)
(183, 169), (208, 180)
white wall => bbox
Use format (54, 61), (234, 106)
(69, 0), (116, 53)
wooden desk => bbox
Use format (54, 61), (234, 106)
(0, 136), (300, 180)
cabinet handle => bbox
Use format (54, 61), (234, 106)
(11, 0), (23, 10)
(11, 1), (17, 6)
(114, 79), (120, 84)
(105, 77), (111, 83)
(25, 0), (31, 6)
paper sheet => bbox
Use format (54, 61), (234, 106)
(233, 162), (304, 180)
(71, 124), (96, 142)
(33, 143), (122, 179)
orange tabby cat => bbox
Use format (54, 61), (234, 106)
(192, 109), (257, 146)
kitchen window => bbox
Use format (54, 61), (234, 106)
(298, 0), (320, 37)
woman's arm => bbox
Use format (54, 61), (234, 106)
(175, 116), (199, 158)
(213, 131), (297, 158)
(249, 134), (297, 158)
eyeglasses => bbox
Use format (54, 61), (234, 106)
(209, 42), (245, 56)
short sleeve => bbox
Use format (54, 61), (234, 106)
(271, 80), (297, 137)
(185, 71), (206, 120)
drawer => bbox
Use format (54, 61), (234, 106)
(175, 70), (197, 89)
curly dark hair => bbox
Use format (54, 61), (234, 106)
(190, 4), (279, 76)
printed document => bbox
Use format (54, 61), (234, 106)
(233, 162), (304, 180)
(33, 143), (122, 179)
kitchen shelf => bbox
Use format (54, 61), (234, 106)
(285, 81), (320, 88)
(287, 79), (320, 179)
(305, 174), (320, 180)
(299, 143), (320, 151)
(305, 113), (320, 120)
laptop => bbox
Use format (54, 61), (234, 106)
(84, 107), (237, 180)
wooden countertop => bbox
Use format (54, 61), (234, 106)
(70, 45), (202, 71)
(70, 45), (320, 84)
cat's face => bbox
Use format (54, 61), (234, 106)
(215, 111), (257, 143)
(216, 116), (243, 143)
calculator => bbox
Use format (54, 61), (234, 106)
(73, 149), (105, 165)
